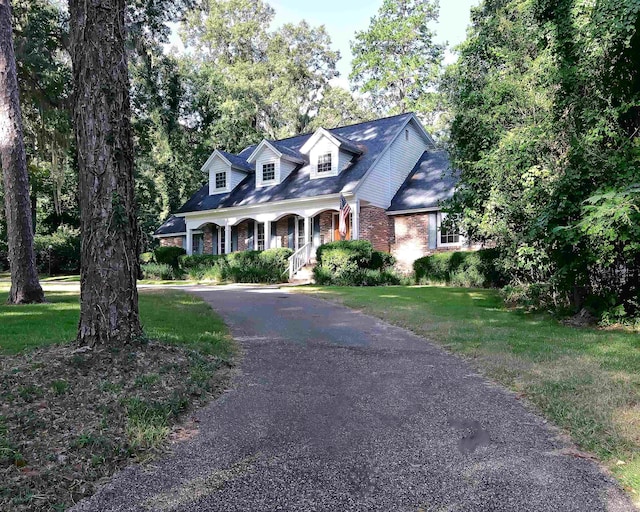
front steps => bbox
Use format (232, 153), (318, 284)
(289, 264), (315, 284)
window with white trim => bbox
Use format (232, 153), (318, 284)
(438, 213), (461, 246)
(257, 222), (265, 251)
(317, 152), (332, 173)
(215, 171), (226, 189)
(262, 162), (275, 182)
(192, 233), (204, 254)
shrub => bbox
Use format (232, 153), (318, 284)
(179, 254), (225, 270)
(413, 249), (505, 288)
(33, 226), (81, 275)
(140, 252), (155, 264)
(0, 239), (7, 271)
(154, 246), (186, 269)
(313, 241), (400, 286)
(141, 263), (175, 281)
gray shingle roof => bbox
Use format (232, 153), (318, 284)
(154, 215), (186, 236)
(387, 151), (458, 212)
(176, 113), (414, 214)
(219, 150), (254, 172)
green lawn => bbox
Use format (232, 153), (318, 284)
(0, 286), (232, 358)
(301, 285), (640, 500)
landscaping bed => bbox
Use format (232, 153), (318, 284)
(0, 288), (235, 511)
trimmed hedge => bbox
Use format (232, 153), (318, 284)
(178, 248), (293, 283)
(141, 263), (176, 280)
(313, 240), (399, 286)
(154, 246), (186, 269)
(413, 249), (506, 288)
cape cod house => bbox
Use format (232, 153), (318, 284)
(153, 112), (461, 276)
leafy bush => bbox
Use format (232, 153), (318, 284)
(0, 239), (7, 271)
(141, 263), (176, 281)
(413, 249), (506, 288)
(33, 226), (81, 275)
(140, 252), (155, 264)
(154, 246), (186, 269)
(179, 248), (293, 283)
(313, 241), (400, 286)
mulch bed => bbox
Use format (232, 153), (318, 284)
(0, 342), (233, 511)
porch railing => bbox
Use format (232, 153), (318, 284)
(288, 242), (312, 280)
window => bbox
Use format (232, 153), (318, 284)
(439, 215), (460, 245)
(215, 171), (226, 189)
(257, 222), (265, 251)
(192, 233), (204, 254)
(262, 162), (275, 182)
(317, 152), (332, 173)
(219, 226), (226, 254)
(297, 217), (305, 249)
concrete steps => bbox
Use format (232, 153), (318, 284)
(289, 264), (315, 284)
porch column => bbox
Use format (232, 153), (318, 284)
(352, 199), (360, 240)
(224, 223), (232, 254)
(303, 216), (311, 246)
(264, 221), (271, 249)
(185, 228), (193, 255)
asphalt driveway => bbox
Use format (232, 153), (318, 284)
(74, 286), (634, 511)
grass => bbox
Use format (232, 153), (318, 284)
(0, 282), (234, 510)
(300, 285), (640, 501)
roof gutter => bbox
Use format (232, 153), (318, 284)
(386, 206), (440, 216)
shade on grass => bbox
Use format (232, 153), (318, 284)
(0, 288), (232, 359)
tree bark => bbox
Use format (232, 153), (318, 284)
(0, 0), (45, 304)
(69, 0), (142, 346)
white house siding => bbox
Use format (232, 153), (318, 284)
(208, 157), (230, 195)
(280, 160), (297, 182)
(230, 168), (246, 189)
(357, 119), (431, 208)
(255, 146), (281, 188)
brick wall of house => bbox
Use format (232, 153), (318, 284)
(276, 217), (290, 248)
(390, 213), (464, 273)
(203, 225), (214, 255)
(159, 236), (183, 248)
(359, 205), (392, 252)
(318, 211), (333, 245)
(237, 220), (249, 251)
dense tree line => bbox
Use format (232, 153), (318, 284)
(444, 0), (640, 320)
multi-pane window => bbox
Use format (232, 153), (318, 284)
(439, 218), (460, 245)
(257, 222), (265, 251)
(215, 171), (226, 189)
(262, 162), (275, 182)
(317, 152), (332, 173)
(297, 217), (305, 249)
(219, 226), (226, 254)
(192, 233), (204, 254)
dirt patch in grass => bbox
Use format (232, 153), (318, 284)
(0, 341), (233, 511)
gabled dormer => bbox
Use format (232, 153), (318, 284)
(247, 140), (306, 188)
(201, 150), (253, 196)
(300, 128), (363, 180)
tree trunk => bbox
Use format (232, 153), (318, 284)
(0, 0), (45, 304)
(69, 0), (142, 346)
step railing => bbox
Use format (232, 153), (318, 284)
(288, 242), (312, 280)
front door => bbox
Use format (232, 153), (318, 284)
(332, 212), (351, 241)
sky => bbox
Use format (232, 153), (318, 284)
(269, 0), (480, 88)
(168, 0), (480, 89)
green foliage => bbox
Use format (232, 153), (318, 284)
(350, 0), (444, 123)
(444, 0), (640, 319)
(314, 241), (399, 286)
(153, 246), (186, 269)
(139, 252), (155, 264)
(413, 249), (505, 288)
(33, 226), (81, 275)
(0, 239), (7, 271)
(140, 263), (176, 281)
(177, 248), (293, 283)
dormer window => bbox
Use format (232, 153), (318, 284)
(215, 171), (226, 190)
(317, 153), (332, 173)
(262, 162), (275, 182)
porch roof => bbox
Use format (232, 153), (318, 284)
(154, 215), (186, 236)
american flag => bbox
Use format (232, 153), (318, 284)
(339, 194), (351, 238)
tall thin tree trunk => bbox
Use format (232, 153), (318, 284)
(70, 0), (142, 346)
(0, 0), (45, 304)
